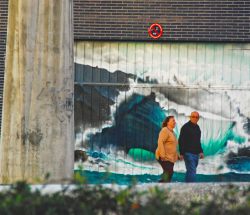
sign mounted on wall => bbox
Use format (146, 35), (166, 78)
(148, 23), (163, 39)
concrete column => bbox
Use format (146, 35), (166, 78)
(0, 0), (74, 183)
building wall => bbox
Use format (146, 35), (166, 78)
(0, 0), (8, 130)
(74, 41), (250, 181)
(1, 1), (250, 131)
(0, 1), (250, 182)
(74, 0), (250, 42)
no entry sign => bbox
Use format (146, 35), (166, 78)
(148, 23), (163, 39)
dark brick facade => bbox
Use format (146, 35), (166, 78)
(0, 0), (250, 130)
(74, 0), (250, 42)
(0, 0), (8, 129)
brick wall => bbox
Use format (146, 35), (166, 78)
(74, 0), (250, 42)
(0, 0), (8, 130)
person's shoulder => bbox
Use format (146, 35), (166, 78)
(162, 127), (168, 132)
(181, 121), (190, 128)
(162, 127), (171, 134)
(160, 127), (166, 132)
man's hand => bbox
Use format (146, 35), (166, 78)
(179, 155), (184, 160)
(199, 153), (204, 159)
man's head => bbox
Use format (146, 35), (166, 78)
(190, 111), (200, 124)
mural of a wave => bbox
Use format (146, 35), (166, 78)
(74, 41), (250, 183)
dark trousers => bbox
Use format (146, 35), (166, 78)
(157, 159), (174, 182)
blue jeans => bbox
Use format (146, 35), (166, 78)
(184, 152), (199, 182)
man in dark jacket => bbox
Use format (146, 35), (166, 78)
(179, 111), (204, 182)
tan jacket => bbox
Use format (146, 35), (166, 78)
(155, 127), (178, 163)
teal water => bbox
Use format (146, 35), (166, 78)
(75, 170), (250, 185)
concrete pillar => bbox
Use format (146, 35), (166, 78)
(0, 0), (74, 183)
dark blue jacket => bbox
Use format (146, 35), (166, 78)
(179, 121), (203, 155)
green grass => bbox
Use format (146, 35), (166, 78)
(0, 181), (249, 215)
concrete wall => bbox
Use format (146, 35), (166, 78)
(0, 0), (74, 183)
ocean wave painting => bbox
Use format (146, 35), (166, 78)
(74, 41), (250, 184)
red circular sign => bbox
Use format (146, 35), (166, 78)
(148, 23), (163, 39)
